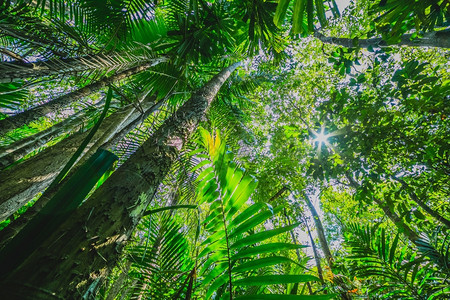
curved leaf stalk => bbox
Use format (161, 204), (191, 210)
(0, 51), (158, 83)
(221, 193), (234, 300)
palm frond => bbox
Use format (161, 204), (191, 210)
(194, 128), (329, 299)
(369, 0), (450, 42)
(344, 222), (450, 299)
(123, 212), (194, 299)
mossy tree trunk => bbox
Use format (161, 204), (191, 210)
(0, 62), (239, 298)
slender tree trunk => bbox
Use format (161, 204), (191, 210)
(345, 174), (421, 244)
(304, 217), (325, 284)
(268, 185), (290, 203)
(0, 63), (240, 298)
(314, 30), (450, 49)
(0, 101), (156, 222)
(372, 197), (421, 243)
(0, 100), (104, 170)
(0, 53), (162, 83)
(0, 101), (161, 249)
(302, 193), (334, 268)
(392, 176), (450, 228)
(0, 57), (166, 136)
(101, 99), (165, 150)
(283, 208), (303, 264)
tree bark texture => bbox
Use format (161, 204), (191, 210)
(283, 208), (302, 264)
(0, 102), (155, 222)
(0, 100), (104, 170)
(101, 99), (165, 150)
(303, 193), (334, 268)
(0, 57), (166, 136)
(0, 98), (160, 250)
(315, 30), (450, 49)
(0, 53), (163, 83)
(0, 62), (239, 298)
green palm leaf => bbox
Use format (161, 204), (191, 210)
(194, 128), (318, 299)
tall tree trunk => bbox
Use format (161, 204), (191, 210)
(0, 57), (166, 136)
(314, 31), (450, 49)
(283, 208), (303, 264)
(302, 193), (334, 268)
(268, 185), (290, 203)
(101, 99), (165, 150)
(0, 62), (239, 298)
(0, 53), (161, 83)
(345, 174), (421, 244)
(392, 176), (450, 228)
(0, 100), (105, 170)
(304, 217), (325, 284)
(0, 98), (162, 249)
(0, 100), (157, 222)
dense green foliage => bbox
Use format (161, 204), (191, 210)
(0, 0), (449, 299)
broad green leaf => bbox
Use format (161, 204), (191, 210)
(200, 229), (226, 248)
(197, 167), (214, 183)
(292, 0), (306, 34)
(143, 205), (197, 216)
(191, 160), (211, 173)
(306, 0), (314, 32)
(233, 275), (319, 286)
(199, 230), (226, 258)
(230, 223), (300, 249)
(389, 234), (399, 265)
(235, 295), (337, 299)
(203, 206), (222, 226)
(226, 178), (258, 219)
(206, 273), (228, 299)
(232, 243), (307, 260)
(201, 250), (228, 275)
(274, 0), (291, 27)
(202, 190), (220, 204)
(187, 148), (205, 157)
(202, 261), (228, 286)
(229, 206), (284, 239)
(314, 0), (327, 26)
(233, 256), (295, 273)
(230, 203), (265, 228)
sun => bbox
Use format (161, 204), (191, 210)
(310, 125), (343, 158)
(314, 129), (329, 144)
